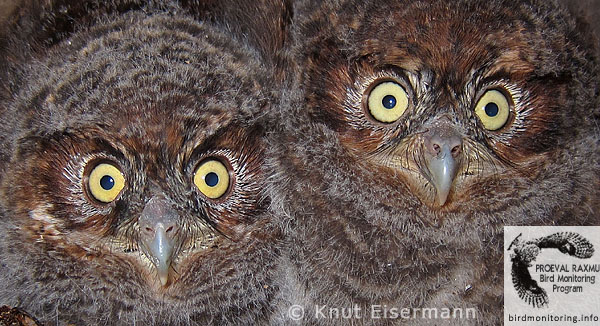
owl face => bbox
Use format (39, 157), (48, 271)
(8, 119), (265, 289)
(300, 0), (597, 215)
(0, 9), (277, 323)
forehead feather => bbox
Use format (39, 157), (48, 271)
(8, 11), (268, 145)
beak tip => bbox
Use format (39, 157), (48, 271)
(156, 255), (172, 287)
(159, 272), (169, 287)
(435, 190), (450, 207)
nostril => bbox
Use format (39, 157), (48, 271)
(451, 145), (461, 157)
(145, 227), (153, 233)
(432, 143), (441, 154)
(165, 226), (174, 233)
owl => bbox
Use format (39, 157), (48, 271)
(268, 0), (600, 325)
(0, 1), (284, 325)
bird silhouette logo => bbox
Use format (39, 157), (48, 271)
(507, 232), (595, 308)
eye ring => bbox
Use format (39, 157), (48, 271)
(193, 158), (232, 200)
(364, 80), (410, 123)
(474, 88), (512, 131)
(86, 162), (126, 203)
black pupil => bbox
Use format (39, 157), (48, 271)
(485, 102), (499, 117)
(205, 172), (219, 187)
(100, 175), (115, 190)
(382, 95), (397, 109)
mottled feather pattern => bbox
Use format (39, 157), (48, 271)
(0, 1), (282, 325)
(0, 306), (41, 326)
(267, 0), (599, 325)
(0, 0), (598, 326)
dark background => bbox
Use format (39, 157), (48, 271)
(1, 1), (599, 46)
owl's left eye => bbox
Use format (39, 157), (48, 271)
(193, 159), (231, 199)
(474, 89), (512, 131)
(87, 163), (126, 203)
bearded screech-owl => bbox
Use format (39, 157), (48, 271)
(0, 1), (286, 325)
(267, 0), (600, 325)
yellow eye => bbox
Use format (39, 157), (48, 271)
(367, 81), (409, 123)
(88, 163), (125, 203)
(474, 89), (511, 131)
(193, 159), (230, 199)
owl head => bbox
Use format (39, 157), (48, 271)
(282, 0), (599, 224)
(0, 3), (278, 324)
(261, 1), (599, 322)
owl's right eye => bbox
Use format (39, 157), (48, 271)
(366, 81), (409, 123)
(193, 159), (231, 199)
(87, 163), (126, 203)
